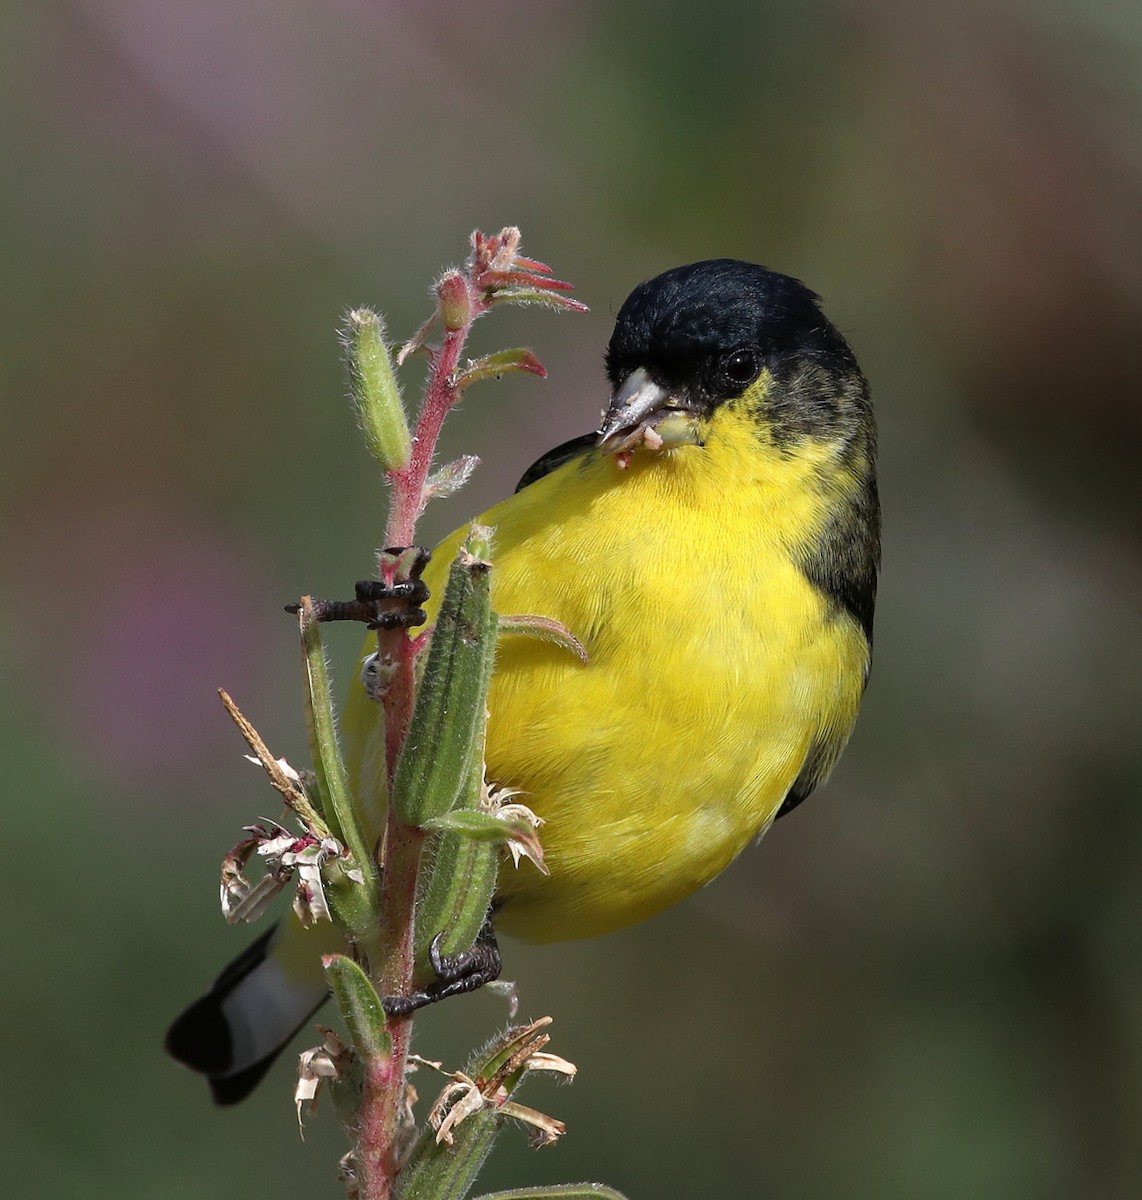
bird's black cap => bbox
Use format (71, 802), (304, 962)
(604, 259), (858, 396)
(602, 260), (878, 646)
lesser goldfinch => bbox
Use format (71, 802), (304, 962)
(167, 260), (879, 1102)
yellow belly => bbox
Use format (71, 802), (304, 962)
(406, 437), (869, 943)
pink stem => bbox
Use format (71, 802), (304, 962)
(357, 278), (483, 1199)
(385, 321), (473, 550)
(357, 820), (424, 1200)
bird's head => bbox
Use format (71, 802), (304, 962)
(598, 260), (871, 463)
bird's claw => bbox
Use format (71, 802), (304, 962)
(381, 922), (502, 1017)
(285, 546), (432, 629)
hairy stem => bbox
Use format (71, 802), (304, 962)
(358, 282), (478, 1200)
(343, 230), (583, 1198)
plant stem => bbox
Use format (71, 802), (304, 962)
(345, 231), (584, 1197)
(377, 300), (472, 780)
(387, 322), (469, 548)
(356, 1053), (398, 1199)
(368, 818), (423, 1193)
(358, 277), (478, 1200)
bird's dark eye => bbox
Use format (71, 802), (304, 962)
(721, 347), (761, 390)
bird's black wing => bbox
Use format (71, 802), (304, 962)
(515, 433), (597, 492)
(775, 729), (851, 819)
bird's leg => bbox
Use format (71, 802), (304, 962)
(381, 915), (502, 1017)
(285, 546), (432, 630)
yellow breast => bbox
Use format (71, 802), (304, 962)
(415, 414), (869, 942)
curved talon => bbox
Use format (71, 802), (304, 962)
(428, 930), (449, 975)
(380, 919), (502, 1018)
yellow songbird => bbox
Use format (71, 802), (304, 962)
(168, 259), (880, 1101)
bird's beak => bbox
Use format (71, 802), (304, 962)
(596, 367), (701, 455)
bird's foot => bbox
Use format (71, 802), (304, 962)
(382, 921), (502, 1017)
(285, 546), (432, 630)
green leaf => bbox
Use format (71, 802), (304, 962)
(416, 819), (499, 963)
(391, 526), (497, 828)
(497, 614), (589, 663)
(298, 600), (380, 934)
(468, 1019), (550, 1090)
(318, 874), (370, 940)
(421, 810), (510, 840)
(487, 288), (589, 313)
(455, 348), (547, 391)
(323, 953), (391, 1062)
(422, 806), (544, 875)
(472, 1188), (630, 1200)
(395, 1104), (499, 1200)
(343, 307), (411, 470)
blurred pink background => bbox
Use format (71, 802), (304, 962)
(3, 2), (1139, 1197)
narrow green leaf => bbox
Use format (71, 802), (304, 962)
(327, 1052), (365, 1130)
(498, 614), (589, 663)
(412, 533), (502, 960)
(395, 1104), (499, 1200)
(323, 954), (391, 1062)
(472, 1188), (630, 1200)
(421, 810), (509, 840)
(416, 823), (499, 963)
(468, 1019), (552, 1088)
(298, 601), (378, 891)
(487, 288), (590, 313)
(322, 859), (380, 937)
(455, 348), (547, 391)
(422, 808), (544, 875)
(343, 307), (411, 470)
(391, 526), (497, 827)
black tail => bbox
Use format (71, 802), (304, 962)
(166, 926), (328, 1105)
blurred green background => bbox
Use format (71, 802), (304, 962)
(3, 1), (1140, 1196)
